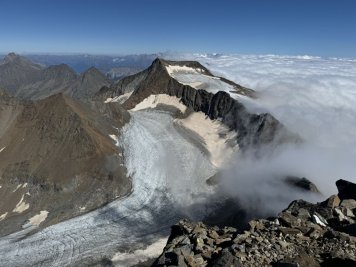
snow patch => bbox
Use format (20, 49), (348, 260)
(312, 214), (327, 227)
(111, 237), (168, 267)
(131, 94), (187, 113)
(109, 134), (119, 146)
(0, 212), (8, 221)
(12, 194), (30, 213)
(28, 211), (48, 226)
(166, 64), (246, 100)
(13, 184), (23, 192)
(174, 112), (238, 168)
(23, 211), (49, 228)
(105, 92), (133, 104)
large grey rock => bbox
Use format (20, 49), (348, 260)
(211, 249), (243, 267)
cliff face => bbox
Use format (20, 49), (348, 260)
(153, 179), (356, 267)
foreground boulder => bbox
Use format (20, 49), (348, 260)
(336, 179), (356, 200)
(153, 180), (356, 267)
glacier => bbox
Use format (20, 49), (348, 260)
(0, 110), (216, 267)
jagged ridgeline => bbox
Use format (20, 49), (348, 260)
(97, 58), (299, 149)
(0, 53), (110, 100)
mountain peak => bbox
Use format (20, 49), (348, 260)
(81, 67), (108, 82)
(82, 66), (103, 76)
(4, 52), (20, 62)
(44, 64), (77, 79)
(3, 53), (25, 65)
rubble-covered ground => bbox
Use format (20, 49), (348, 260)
(154, 179), (356, 267)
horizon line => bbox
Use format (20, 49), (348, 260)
(0, 51), (356, 61)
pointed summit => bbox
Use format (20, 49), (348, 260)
(0, 53), (43, 93)
(43, 64), (77, 81)
(81, 66), (108, 82)
(3, 52), (20, 62)
(67, 67), (110, 100)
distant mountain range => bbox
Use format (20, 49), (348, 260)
(0, 53), (112, 100)
(0, 53), (158, 79)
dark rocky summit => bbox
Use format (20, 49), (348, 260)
(153, 179), (356, 267)
(97, 58), (299, 149)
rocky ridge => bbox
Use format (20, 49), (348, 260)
(98, 58), (299, 149)
(153, 179), (356, 267)
(0, 53), (111, 100)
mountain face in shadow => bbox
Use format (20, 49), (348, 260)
(0, 53), (110, 101)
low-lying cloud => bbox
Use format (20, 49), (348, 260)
(168, 53), (356, 217)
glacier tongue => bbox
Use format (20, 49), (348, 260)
(0, 110), (216, 267)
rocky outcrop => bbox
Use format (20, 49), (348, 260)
(285, 176), (320, 193)
(336, 179), (356, 201)
(153, 180), (356, 267)
(97, 58), (299, 149)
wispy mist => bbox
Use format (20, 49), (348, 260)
(168, 53), (356, 216)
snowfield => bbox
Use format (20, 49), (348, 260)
(0, 110), (216, 267)
(165, 64), (248, 101)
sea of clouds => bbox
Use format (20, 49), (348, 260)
(167, 53), (356, 216)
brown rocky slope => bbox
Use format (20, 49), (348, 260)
(0, 91), (131, 236)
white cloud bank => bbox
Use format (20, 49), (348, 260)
(166, 53), (356, 216)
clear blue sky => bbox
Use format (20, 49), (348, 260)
(0, 0), (355, 57)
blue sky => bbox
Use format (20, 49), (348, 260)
(0, 0), (355, 57)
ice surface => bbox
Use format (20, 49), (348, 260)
(0, 110), (216, 266)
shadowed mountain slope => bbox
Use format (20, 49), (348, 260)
(0, 53), (111, 101)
